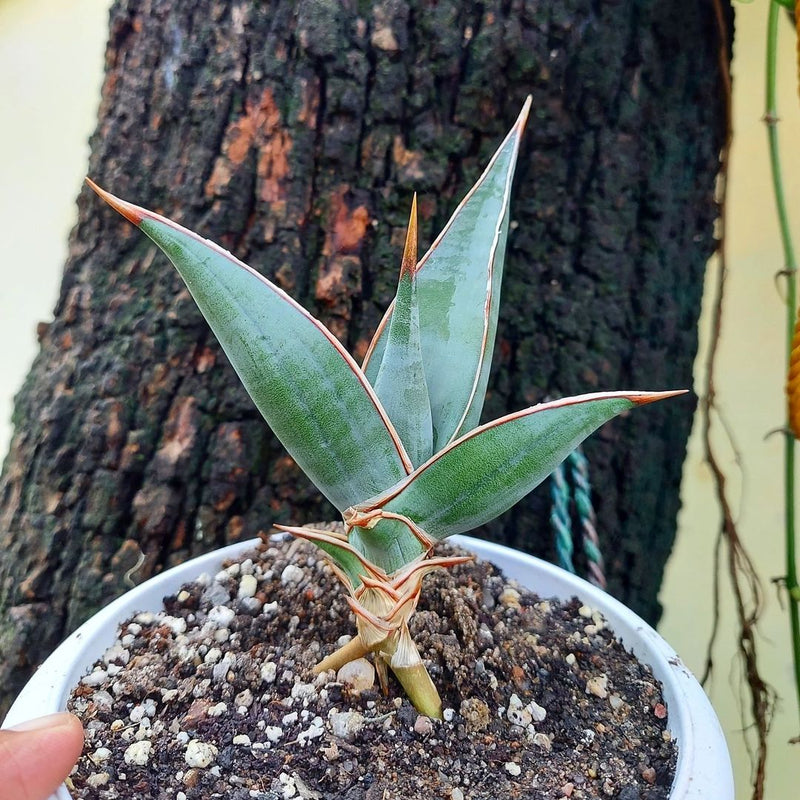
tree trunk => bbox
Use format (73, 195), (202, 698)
(0, 0), (729, 717)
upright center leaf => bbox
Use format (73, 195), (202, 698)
(372, 195), (434, 468)
(363, 98), (531, 450)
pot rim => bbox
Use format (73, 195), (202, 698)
(3, 535), (733, 799)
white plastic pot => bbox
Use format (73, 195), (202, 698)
(3, 536), (734, 799)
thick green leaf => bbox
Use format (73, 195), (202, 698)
(87, 182), (412, 511)
(363, 97), (531, 451)
(347, 391), (684, 573)
(372, 196), (433, 467)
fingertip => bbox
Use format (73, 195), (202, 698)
(0, 712), (84, 800)
(59, 713), (86, 763)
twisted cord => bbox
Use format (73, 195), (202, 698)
(549, 460), (575, 574)
(569, 447), (607, 590)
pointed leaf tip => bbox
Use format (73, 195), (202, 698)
(85, 178), (144, 226)
(516, 95), (532, 131)
(626, 389), (689, 407)
(400, 193), (418, 278)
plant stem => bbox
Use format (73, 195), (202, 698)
(390, 661), (443, 719)
(314, 636), (370, 674)
(766, 0), (800, 733)
(313, 628), (444, 719)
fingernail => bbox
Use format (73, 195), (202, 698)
(8, 712), (75, 732)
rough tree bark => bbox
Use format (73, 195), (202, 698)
(0, 0), (729, 716)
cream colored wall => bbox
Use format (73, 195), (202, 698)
(0, 0), (108, 459)
(0, 2), (797, 796)
(659, 4), (800, 798)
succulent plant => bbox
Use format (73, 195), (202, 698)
(87, 97), (682, 718)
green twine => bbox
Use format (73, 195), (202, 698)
(550, 462), (575, 574)
(549, 445), (606, 589)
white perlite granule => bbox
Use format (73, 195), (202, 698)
(261, 661), (278, 683)
(184, 739), (218, 768)
(238, 573), (258, 598)
(123, 740), (152, 766)
(281, 564), (304, 584)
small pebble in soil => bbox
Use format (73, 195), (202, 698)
(336, 658), (375, 693)
(459, 697), (490, 732)
(533, 732), (552, 751)
(641, 766), (658, 784)
(413, 715), (433, 735)
(586, 672), (610, 698)
(66, 537), (676, 800)
(85, 773), (110, 788)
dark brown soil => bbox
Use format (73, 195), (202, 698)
(66, 537), (675, 799)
